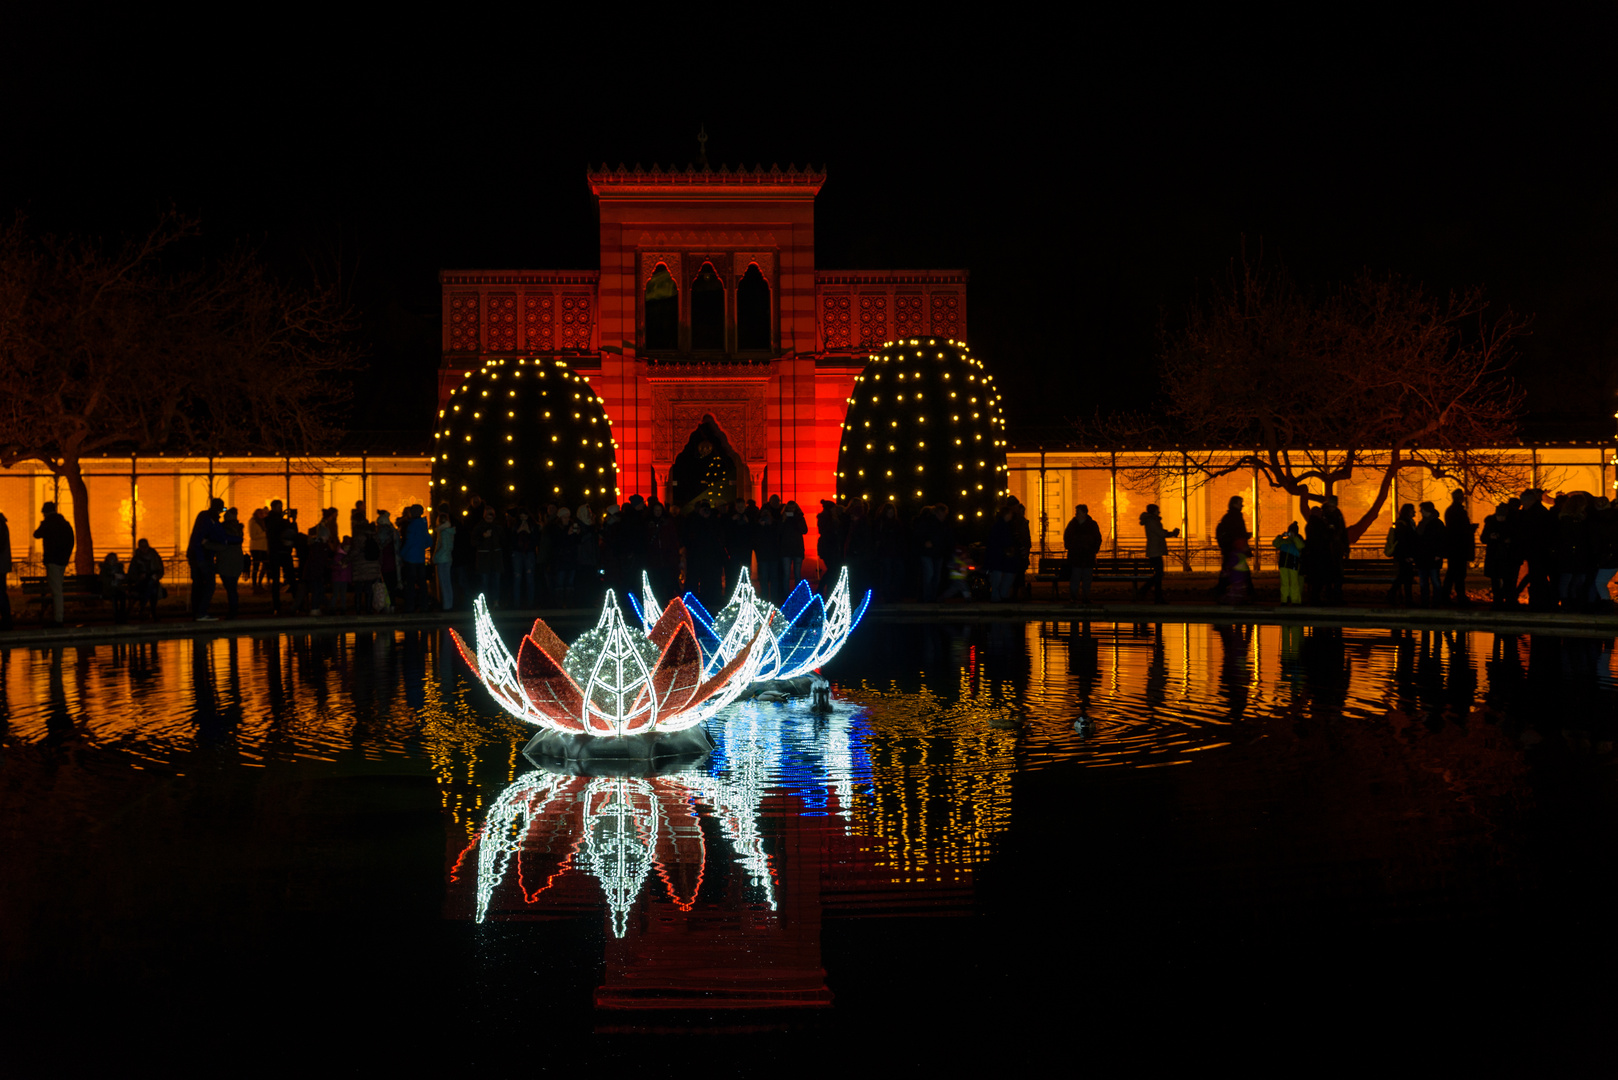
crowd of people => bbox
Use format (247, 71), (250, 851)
(7, 483), (1615, 626)
(1057, 486), (1618, 613)
(1282, 486), (1618, 611)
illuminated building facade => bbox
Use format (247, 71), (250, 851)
(438, 164), (969, 538)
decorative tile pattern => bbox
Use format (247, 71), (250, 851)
(448, 292), (480, 352)
(561, 295), (592, 349)
(524, 293), (554, 351)
(895, 294), (924, 338)
(858, 294), (888, 347)
(823, 295), (851, 349)
(488, 293), (517, 352)
(930, 292), (961, 341)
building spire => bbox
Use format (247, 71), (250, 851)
(697, 125), (709, 169)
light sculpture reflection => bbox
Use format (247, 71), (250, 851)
(449, 590), (766, 735)
(474, 768), (777, 936)
(469, 701), (876, 934)
(639, 566), (872, 683)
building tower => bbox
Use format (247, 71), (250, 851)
(439, 162), (968, 555)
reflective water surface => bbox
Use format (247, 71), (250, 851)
(3, 619), (1617, 1069)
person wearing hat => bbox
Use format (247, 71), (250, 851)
(186, 496), (230, 622)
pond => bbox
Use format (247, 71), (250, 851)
(2, 619), (1616, 1069)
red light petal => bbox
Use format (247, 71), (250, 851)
(527, 618), (570, 663)
(648, 621), (705, 716)
(447, 628), (481, 681)
(647, 595), (695, 653)
(517, 634), (587, 732)
(685, 624), (765, 712)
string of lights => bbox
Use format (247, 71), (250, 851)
(835, 338), (1010, 526)
(431, 357), (621, 508)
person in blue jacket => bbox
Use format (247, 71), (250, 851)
(1272, 521), (1304, 604)
(398, 504), (431, 613)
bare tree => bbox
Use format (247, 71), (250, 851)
(0, 213), (358, 573)
(1090, 258), (1529, 542)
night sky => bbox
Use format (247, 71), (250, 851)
(4, 15), (1614, 442)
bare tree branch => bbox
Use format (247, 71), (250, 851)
(0, 214), (361, 572)
(1086, 254), (1530, 543)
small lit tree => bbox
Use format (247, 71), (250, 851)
(0, 213), (357, 573)
(1091, 259), (1529, 542)
(431, 357), (619, 510)
(836, 339), (1009, 529)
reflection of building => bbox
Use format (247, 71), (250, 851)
(451, 698), (1013, 1011)
(438, 164), (970, 530)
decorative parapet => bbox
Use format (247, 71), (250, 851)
(588, 162), (825, 197)
(440, 271), (600, 356)
(815, 270), (969, 352)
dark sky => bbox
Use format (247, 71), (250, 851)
(4, 14), (1614, 441)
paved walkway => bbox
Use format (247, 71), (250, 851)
(2, 593), (1613, 648)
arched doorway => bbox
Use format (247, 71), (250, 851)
(669, 414), (750, 511)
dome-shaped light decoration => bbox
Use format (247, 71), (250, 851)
(432, 358), (620, 507)
(635, 566), (871, 683)
(835, 339), (1009, 525)
(449, 591), (766, 736)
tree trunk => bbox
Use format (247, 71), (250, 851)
(62, 458), (95, 576)
(1343, 458), (1399, 544)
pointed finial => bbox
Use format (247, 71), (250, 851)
(697, 125), (709, 169)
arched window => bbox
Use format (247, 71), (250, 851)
(737, 264), (770, 350)
(691, 263), (724, 351)
(645, 265), (677, 350)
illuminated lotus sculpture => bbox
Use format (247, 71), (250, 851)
(636, 566), (872, 684)
(449, 590), (766, 738)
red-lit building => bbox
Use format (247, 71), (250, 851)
(439, 164), (968, 524)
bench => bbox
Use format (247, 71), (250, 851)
(1338, 558), (1402, 586)
(21, 574), (104, 621)
(1036, 556), (1160, 599)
